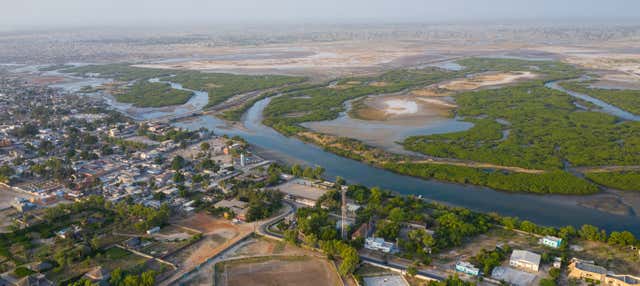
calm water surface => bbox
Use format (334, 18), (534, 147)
(174, 97), (640, 234)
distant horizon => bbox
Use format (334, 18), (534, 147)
(2, 0), (640, 31)
(2, 17), (640, 34)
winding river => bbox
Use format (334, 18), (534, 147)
(171, 96), (640, 234)
(546, 81), (640, 121)
(55, 71), (639, 234)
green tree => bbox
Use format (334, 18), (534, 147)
(110, 268), (123, 286)
(407, 265), (418, 277)
(540, 278), (557, 286)
(313, 166), (325, 179)
(608, 231), (636, 247)
(173, 172), (185, 183)
(579, 225), (606, 241)
(171, 155), (185, 170)
(200, 142), (210, 151)
(302, 167), (314, 178)
(284, 229), (298, 245)
(291, 164), (302, 177)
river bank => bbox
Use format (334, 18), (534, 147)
(40, 62), (640, 234)
(173, 97), (640, 234)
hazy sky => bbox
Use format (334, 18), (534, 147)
(2, 0), (639, 29)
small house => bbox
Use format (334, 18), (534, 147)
(456, 261), (480, 276)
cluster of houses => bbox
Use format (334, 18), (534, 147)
(453, 233), (640, 286)
(7, 180), (75, 208)
(454, 235), (564, 284)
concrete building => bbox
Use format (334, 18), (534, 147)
(606, 274), (640, 286)
(146, 226), (160, 234)
(509, 250), (541, 272)
(365, 237), (397, 254)
(569, 259), (640, 286)
(214, 199), (249, 221)
(12, 197), (36, 212)
(539, 236), (563, 248)
(568, 260), (607, 281)
(455, 261), (480, 276)
(84, 266), (111, 283)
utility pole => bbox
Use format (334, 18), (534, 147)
(341, 188), (347, 240)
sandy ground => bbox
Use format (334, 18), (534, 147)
(303, 90), (468, 154)
(134, 40), (430, 78)
(0, 208), (18, 233)
(28, 76), (68, 85)
(177, 235), (318, 285)
(276, 179), (328, 201)
(167, 212), (253, 273)
(588, 71), (640, 90)
(410, 87), (453, 97)
(383, 99), (419, 115)
(438, 71), (537, 91)
(304, 94), (470, 154)
(535, 45), (640, 78)
(0, 189), (34, 210)
(219, 256), (341, 286)
(153, 225), (196, 241)
(172, 212), (247, 235)
(353, 93), (455, 121)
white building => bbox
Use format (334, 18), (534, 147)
(146, 226), (161, 234)
(510, 250), (541, 272)
(365, 237), (398, 254)
(540, 236), (563, 248)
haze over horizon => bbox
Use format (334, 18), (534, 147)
(2, 0), (640, 30)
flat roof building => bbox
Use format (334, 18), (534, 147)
(569, 259), (640, 286)
(509, 250), (541, 272)
(456, 261), (480, 276)
(540, 236), (563, 248)
(365, 237), (398, 254)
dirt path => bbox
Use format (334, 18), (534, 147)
(160, 205), (294, 286)
(409, 158), (547, 174)
(574, 165), (640, 173)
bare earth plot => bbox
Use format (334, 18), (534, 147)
(161, 212), (253, 285)
(438, 71), (537, 91)
(434, 228), (543, 272)
(217, 256), (342, 286)
(178, 236), (318, 285)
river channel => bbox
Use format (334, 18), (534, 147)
(171, 96), (640, 234)
(56, 72), (639, 234)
